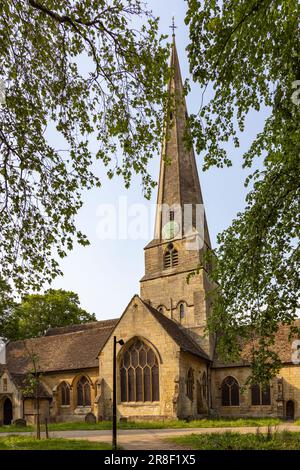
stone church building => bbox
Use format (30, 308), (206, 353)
(0, 38), (299, 426)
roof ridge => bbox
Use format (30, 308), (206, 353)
(47, 318), (118, 328)
(8, 320), (119, 346)
(46, 324), (117, 337)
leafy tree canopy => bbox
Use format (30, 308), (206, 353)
(1, 0), (299, 383)
(186, 0), (300, 383)
(0, 0), (169, 295)
(0, 288), (96, 340)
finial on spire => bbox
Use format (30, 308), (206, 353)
(169, 16), (177, 37)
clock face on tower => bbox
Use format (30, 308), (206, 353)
(162, 221), (180, 240)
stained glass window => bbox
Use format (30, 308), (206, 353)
(120, 339), (159, 402)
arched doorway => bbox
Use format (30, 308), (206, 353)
(3, 398), (13, 425)
(286, 400), (295, 421)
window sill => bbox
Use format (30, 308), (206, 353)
(120, 402), (160, 406)
(250, 405), (272, 407)
(220, 405), (240, 407)
(74, 406), (92, 415)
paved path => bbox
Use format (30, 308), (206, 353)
(1, 424), (300, 450)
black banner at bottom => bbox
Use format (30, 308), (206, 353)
(0, 450), (300, 467)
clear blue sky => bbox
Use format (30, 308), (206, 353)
(51, 0), (268, 319)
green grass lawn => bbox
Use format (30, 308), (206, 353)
(168, 431), (300, 450)
(0, 417), (282, 434)
(0, 435), (112, 450)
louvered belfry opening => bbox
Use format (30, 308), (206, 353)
(120, 338), (159, 403)
(163, 243), (178, 269)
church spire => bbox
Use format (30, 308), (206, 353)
(154, 36), (211, 248)
(141, 37), (213, 354)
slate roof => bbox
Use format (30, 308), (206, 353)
(3, 305), (298, 376)
(5, 319), (118, 374)
(213, 320), (300, 368)
(3, 299), (211, 377)
(142, 300), (210, 361)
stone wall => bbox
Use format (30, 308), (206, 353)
(23, 398), (50, 425)
(0, 371), (23, 424)
(41, 368), (99, 422)
(211, 364), (300, 419)
(141, 264), (214, 357)
(178, 351), (208, 419)
(98, 296), (181, 421)
(142, 238), (202, 281)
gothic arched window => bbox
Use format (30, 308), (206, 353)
(186, 368), (194, 401)
(77, 376), (91, 406)
(60, 381), (70, 406)
(120, 339), (159, 402)
(164, 243), (178, 269)
(251, 383), (271, 405)
(221, 376), (239, 406)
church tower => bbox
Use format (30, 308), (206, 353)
(140, 35), (214, 357)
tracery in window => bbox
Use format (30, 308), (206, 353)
(120, 339), (159, 402)
(221, 376), (239, 406)
(164, 243), (178, 269)
(77, 376), (91, 406)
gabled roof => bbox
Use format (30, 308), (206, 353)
(0, 367), (51, 398)
(142, 300), (210, 361)
(6, 319), (118, 374)
(4, 296), (210, 376)
(97, 295), (210, 362)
